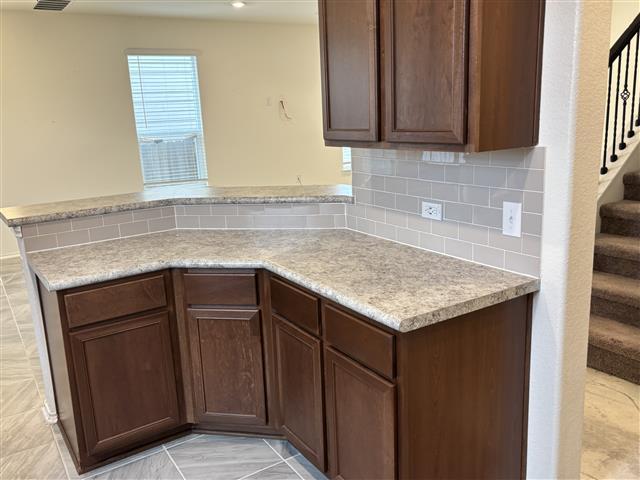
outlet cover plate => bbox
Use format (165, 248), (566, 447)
(502, 201), (522, 237)
(422, 201), (442, 221)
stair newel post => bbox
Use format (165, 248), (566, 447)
(628, 32), (638, 137)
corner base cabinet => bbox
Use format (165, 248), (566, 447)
(319, 0), (545, 152)
(39, 268), (532, 479)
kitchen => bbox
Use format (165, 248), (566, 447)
(0, 1), (636, 480)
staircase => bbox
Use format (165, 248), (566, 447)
(588, 171), (640, 384)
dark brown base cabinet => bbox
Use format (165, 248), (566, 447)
(39, 268), (532, 479)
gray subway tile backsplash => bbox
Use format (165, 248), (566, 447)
(22, 146), (544, 278)
(89, 225), (120, 242)
(37, 219), (71, 235)
(23, 202), (350, 253)
(71, 216), (103, 230)
(57, 229), (90, 247)
(349, 146), (545, 276)
(474, 166), (507, 188)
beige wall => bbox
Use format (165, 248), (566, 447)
(610, 0), (639, 44)
(0, 11), (346, 257)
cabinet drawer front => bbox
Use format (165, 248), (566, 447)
(270, 277), (320, 335)
(323, 304), (395, 380)
(64, 275), (167, 328)
(184, 273), (258, 306)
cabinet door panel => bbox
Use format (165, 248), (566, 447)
(325, 347), (396, 480)
(319, 0), (379, 141)
(382, 0), (467, 144)
(273, 316), (325, 470)
(189, 308), (267, 426)
(70, 312), (182, 457)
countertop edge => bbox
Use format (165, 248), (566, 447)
(32, 258), (540, 333)
(3, 194), (354, 227)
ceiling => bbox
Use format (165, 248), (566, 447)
(0, 0), (319, 24)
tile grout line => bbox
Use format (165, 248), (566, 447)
(80, 447), (168, 480)
(0, 279), (45, 400)
(236, 459), (287, 480)
(49, 425), (72, 480)
(262, 440), (306, 480)
(163, 445), (186, 480)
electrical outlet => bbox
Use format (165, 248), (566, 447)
(502, 201), (522, 237)
(421, 201), (442, 221)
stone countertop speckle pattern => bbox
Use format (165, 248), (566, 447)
(0, 184), (353, 227)
(28, 229), (539, 333)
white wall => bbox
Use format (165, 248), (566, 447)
(527, 1), (611, 478)
(0, 11), (346, 258)
(610, 0), (639, 44)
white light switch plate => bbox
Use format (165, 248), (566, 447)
(422, 201), (442, 221)
(502, 201), (522, 237)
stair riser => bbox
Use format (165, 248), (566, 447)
(601, 217), (640, 237)
(593, 254), (640, 279)
(590, 296), (640, 327)
(624, 183), (640, 201)
(587, 345), (639, 384)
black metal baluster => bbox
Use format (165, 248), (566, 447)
(611, 56), (621, 162)
(619, 44), (631, 149)
(628, 33), (638, 137)
(602, 65), (614, 174)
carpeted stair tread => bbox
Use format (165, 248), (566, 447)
(594, 233), (640, 261)
(623, 170), (640, 185)
(591, 271), (640, 308)
(600, 200), (640, 221)
(589, 315), (640, 361)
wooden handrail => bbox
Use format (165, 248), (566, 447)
(610, 13), (640, 65)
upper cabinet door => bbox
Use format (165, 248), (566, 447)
(319, 0), (379, 142)
(382, 0), (467, 145)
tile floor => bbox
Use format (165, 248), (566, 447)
(0, 256), (638, 480)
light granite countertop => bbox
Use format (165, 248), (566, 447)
(0, 184), (353, 227)
(28, 229), (539, 332)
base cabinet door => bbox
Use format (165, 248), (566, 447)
(324, 347), (396, 480)
(273, 316), (325, 470)
(188, 308), (267, 427)
(69, 312), (183, 457)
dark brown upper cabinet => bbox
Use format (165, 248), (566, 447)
(318, 0), (545, 152)
(319, 0), (379, 142)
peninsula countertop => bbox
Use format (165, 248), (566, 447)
(0, 184), (353, 227)
(28, 229), (539, 333)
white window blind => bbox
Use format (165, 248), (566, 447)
(342, 147), (352, 172)
(127, 55), (208, 186)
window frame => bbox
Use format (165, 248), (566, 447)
(126, 51), (209, 188)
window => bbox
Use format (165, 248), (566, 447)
(127, 54), (208, 186)
(342, 147), (352, 172)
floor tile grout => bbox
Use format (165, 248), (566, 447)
(163, 445), (186, 480)
(236, 459), (286, 480)
(80, 446), (168, 480)
(49, 425), (72, 480)
(262, 439), (306, 480)
(0, 277), (44, 401)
